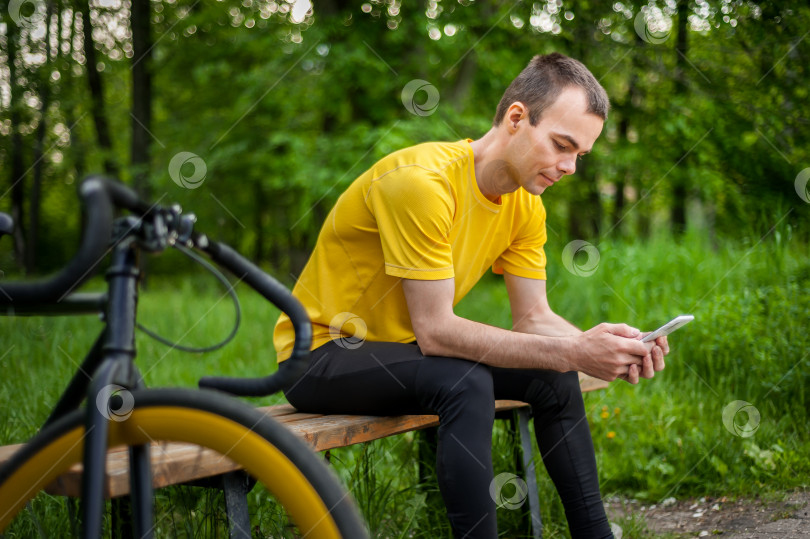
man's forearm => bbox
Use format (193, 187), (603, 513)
(418, 314), (573, 371)
(513, 310), (581, 337)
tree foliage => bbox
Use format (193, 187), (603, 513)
(1, 0), (809, 275)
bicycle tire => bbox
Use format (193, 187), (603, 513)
(0, 388), (369, 538)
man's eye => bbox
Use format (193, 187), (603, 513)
(554, 141), (567, 151)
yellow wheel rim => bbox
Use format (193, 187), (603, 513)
(0, 407), (341, 538)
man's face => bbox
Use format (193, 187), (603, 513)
(503, 87), (605, 196)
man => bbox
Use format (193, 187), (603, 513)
(274, 53), (669, 538)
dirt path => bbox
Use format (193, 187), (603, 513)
(606, 490), (810, 538)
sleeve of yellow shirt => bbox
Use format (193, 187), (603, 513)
(492, 197), (548, 280)
(365, 167), (456, 280)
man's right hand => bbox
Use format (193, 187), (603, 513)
(569, 323), (650, 384)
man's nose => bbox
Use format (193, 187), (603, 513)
(558, 157), (576, 176)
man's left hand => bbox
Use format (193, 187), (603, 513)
(619, 334), (669, 384)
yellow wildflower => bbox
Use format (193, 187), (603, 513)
(614, 407), (621, 415)
(607, 431), (616, 439)
(600, 411), (609, 419)
(601, 405), (608, 412)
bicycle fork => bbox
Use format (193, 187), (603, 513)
(82, 241), (153, 539)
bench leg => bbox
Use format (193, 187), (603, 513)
(516, 408), (543, 539)
(222, 471), (255, 539)
(417, 427), (438, 487)
(111, 498), (134, 539)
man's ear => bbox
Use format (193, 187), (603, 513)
(505, 102), (527, 133)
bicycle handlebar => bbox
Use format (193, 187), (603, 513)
(0, 176), (125, 303)
(0, 176), (312, 396)
(197, 241), (311, 396)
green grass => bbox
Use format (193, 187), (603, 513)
(2, 227), (809, 537)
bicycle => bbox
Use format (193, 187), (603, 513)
(0, 176), (369, 538)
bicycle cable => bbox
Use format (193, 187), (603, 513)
(135, 244), (241, 353)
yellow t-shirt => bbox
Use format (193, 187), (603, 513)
(273, 139), (547, 361)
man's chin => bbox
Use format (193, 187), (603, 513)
(522, 183), (547, 196)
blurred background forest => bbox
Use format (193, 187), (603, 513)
(0, 0), (809, 276)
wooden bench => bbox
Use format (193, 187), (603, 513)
(0, 375), (608, 538)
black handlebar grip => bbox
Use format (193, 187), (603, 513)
(198, 241), (312, 396)
(94, 175), (153, 216)
(0, 178), (114, 304)
(0, 212), (13, 236)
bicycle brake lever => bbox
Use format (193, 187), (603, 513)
(175, 213), (197, 247)
(112, 212), (169, 253)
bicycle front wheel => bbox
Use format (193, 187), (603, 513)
(0, 388), (368, 538)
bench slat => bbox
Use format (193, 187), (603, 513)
(268, 411), (326, 423)
(260, 404), (299, 417)
(0, 443), (24, 463)
(46, 443), (242, 498)
(286, 414), (441, 452)
(579, 374), (609, 393)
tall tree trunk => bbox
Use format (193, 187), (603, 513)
(254, 183), (266, 263)
(80, 0), (118, 176)
(27, 1), (54, 273)
(447, 51), (477, 106)
(637, 183), (651, 240)
(5, 19), (28, 271)
(613, 59), (640, 236)
(613, 117), (626, 231)
(629, 31), (651, 239)
(568, 23), (601, 239)
(670, 0), (689, 234)
(131, 0), (152, 197)
(66, 7), (86, 179)
(568, 157), (601, 240)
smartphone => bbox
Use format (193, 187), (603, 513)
(641, 315), (694, 343)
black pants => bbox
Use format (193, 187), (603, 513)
(283, 340), (613, 539)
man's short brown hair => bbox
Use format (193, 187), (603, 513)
(493, 53), (609, 126)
